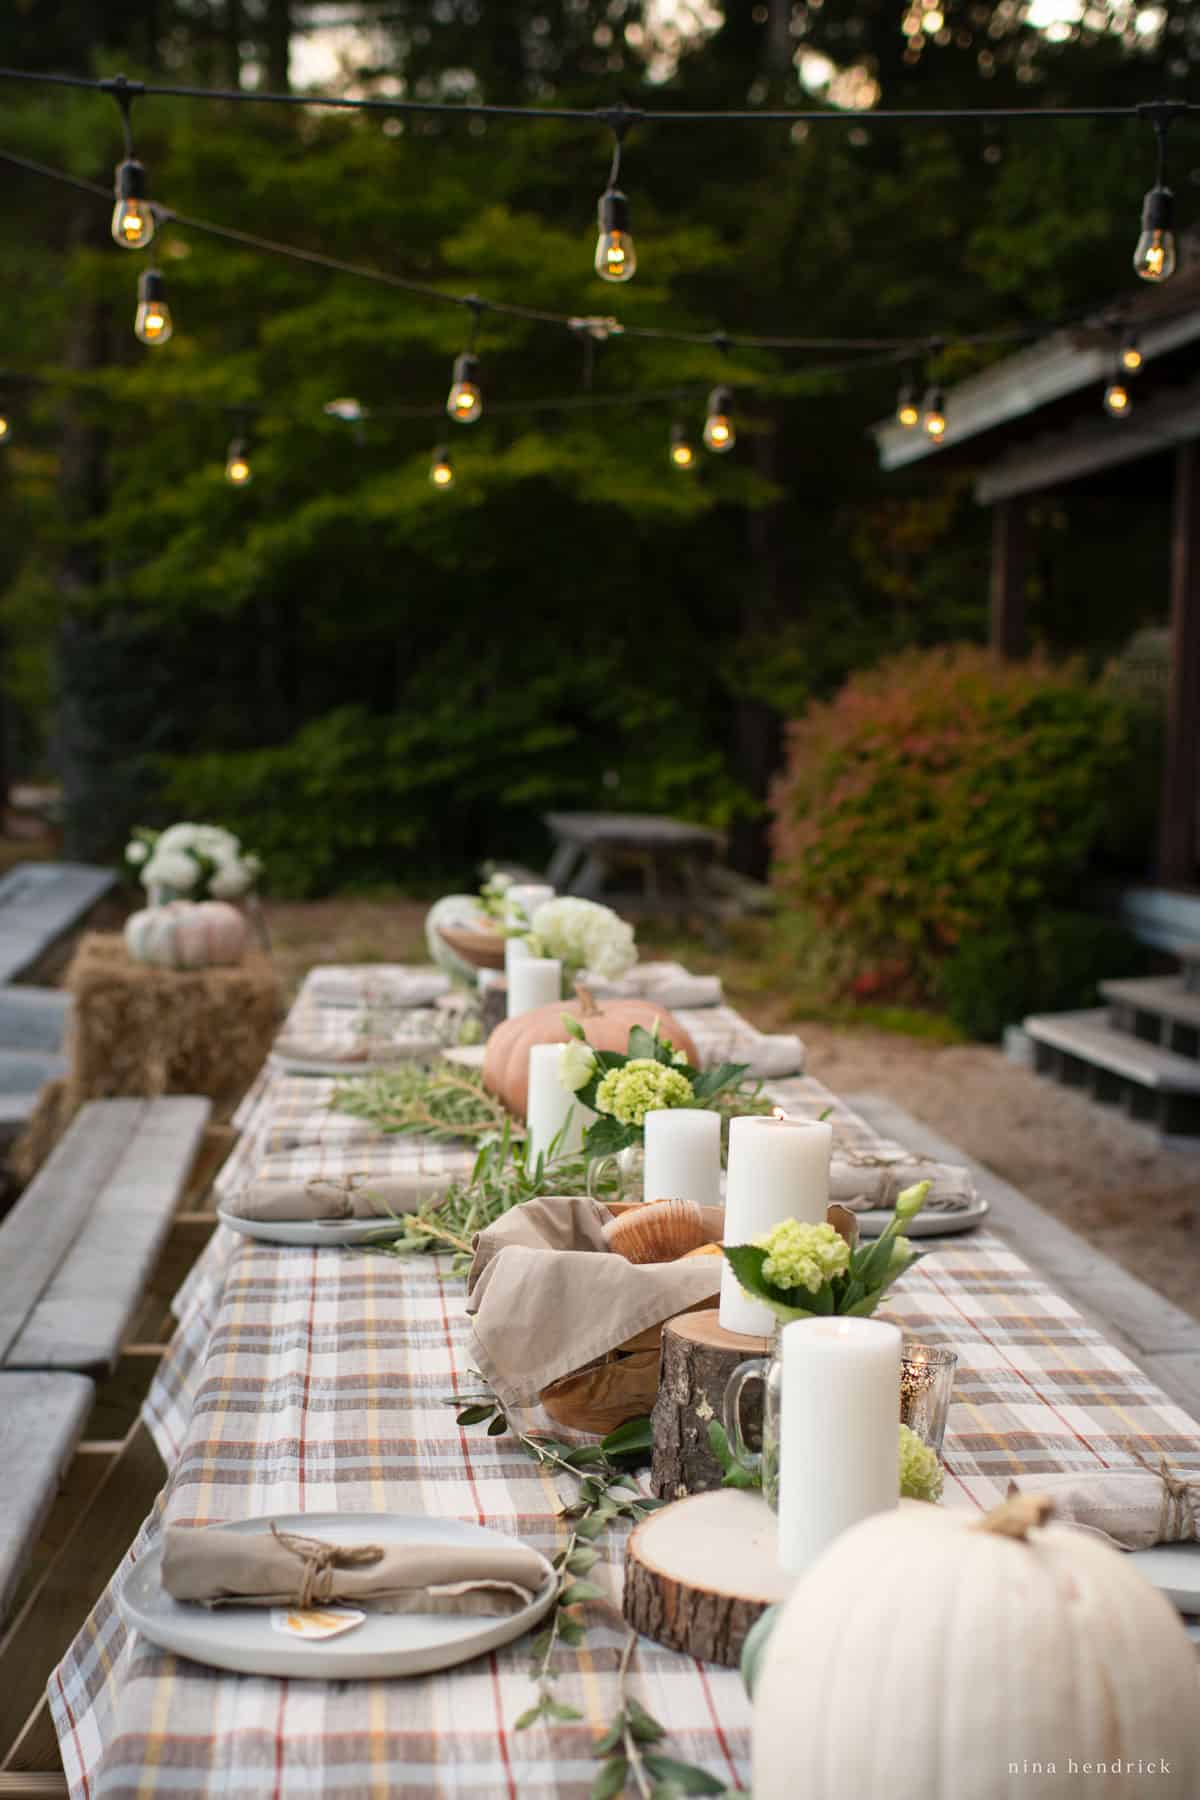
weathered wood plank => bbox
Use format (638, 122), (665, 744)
(0, 1101), (144, 1365)
(0, 992), (70, 1057)
(0, 866), (116, 987)
(1023, 1008), (1200, 1094)
(6, 1098), (211, 1376)
(0, 1374), (93, 1623)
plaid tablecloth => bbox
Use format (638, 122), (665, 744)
(50, 988), (1200, 1798)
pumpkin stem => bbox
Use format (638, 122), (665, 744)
(974, 1493), (1055, 1540)
(574, 984), (600, 1018)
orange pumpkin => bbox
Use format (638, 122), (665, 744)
(483, 987), (700, 1119)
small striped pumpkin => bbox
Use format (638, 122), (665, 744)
(125, 900), (249, 970)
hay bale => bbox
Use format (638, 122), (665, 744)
(65, 934), (282, 1108)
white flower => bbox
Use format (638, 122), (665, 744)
(143, 849), (199, 891)
(208, 860), (253, 898)
(529, 898), (636, 981)
(559, 1040), (597, 1093)
(125, 840), (149, 865)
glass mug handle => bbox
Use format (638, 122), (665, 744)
(723, 1357), (767, 1480)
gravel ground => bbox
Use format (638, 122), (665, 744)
(260, 896), (1200, 1322)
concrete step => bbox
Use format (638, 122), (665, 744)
(0, 987), (71, 1055)
(1101, 975), (1200, 1060)
(1024, 1007), (1200, 1139)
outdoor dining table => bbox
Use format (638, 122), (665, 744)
(49, 969), (1200, 1798)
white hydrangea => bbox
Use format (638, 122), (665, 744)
(529, 897), (636, 981)
(208, 859), (255, 898)
(143, 848), (200, 891)
(125, 840), (149, 865)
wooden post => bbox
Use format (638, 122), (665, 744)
(1158, 442), (1200, 886)
(988, 499), (1028, 658)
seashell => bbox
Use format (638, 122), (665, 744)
(679, 1242), (723, 1260)
(603, 1197), (707, 1265)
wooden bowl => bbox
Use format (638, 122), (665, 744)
(437, 923), (506, 971)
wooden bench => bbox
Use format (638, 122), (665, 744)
(0, 1374), (93, 1624)
(544, 811), (727, 936)
(0, 865), (116, 987)
(0, 1096), (211, 1376)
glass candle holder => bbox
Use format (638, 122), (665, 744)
(899, 1344), (958, 1456)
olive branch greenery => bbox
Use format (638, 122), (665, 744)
(448, 1394), (740, 1798)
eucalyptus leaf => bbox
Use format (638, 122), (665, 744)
(642, 1753), (728, 1793)
(591, 1756), (630, 1800)
(601, 1417), (654, 1458)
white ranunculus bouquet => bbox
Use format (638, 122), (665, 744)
(126, 822), (262, 903)
(525, 896), (636, 984)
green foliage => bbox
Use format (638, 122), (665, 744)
(771, 647), (1141, 1008)
(937, 909), (1155, 1041)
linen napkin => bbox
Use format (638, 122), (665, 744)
(273, 1021), (448, 1067)
(302, 965), (452, 1009)
(680, 1007), (806, 1079)
(1010, 1464), (1200, 1552)
(829, 1150), (976, 1215)
(583, 962), (723, 1011)
(162, 1522), (548, 1616)
(466, 1196), (722, 1407)
(224, 1168), (447, 1221)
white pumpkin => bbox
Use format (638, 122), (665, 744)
(753, 1495), (1199, 1799)
(125, 900), (249, 970)
(425, 894), (492, 983)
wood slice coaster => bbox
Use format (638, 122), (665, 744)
(623, 1488), (792, 1666)
(651, 1309), (770, 1500)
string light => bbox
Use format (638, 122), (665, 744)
(134, 269), (172, 345)
(0, 403), (8, 444)
(225, 435), (252, 484)
(896, 380), (920, 428)
(922, 385), (947, 439)
(594, 112), (637, 283)
(1119, 331), (1143, 373)
(1103, 375), (1131, 417)
(1133, 106), (1179, 283)
(430, 444), (454, 488)
(106, 76), (156, 250)
(703, 385), (735, 453)
(446, 352), (482, 423)
(669, 422), (696, 468)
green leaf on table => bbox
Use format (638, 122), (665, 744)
(591, 1755), (630, 1800)
(592, 1719), (625, 1757)
(625, 1698), (667, 1744)
(601, 1417), (654, 1459)
(566, 1545), (600, 1574)
(575, 1513), (610, 1539)
(560, 1581), (606, 1606)
(456, 1404), (495, 1426)
(514, 1701), (547, 1730)
(642, 1753), (728, 1793)
(545, 1699), (584, 1722)
(707, 1420), (760, 1490)
(487, 1412), (510, 1435)
(564, 1445), (610, 1467)
(690, 1062), (749, 1101)
(582, 1114), (639, 1158)
(558, 1617), (587, 1647)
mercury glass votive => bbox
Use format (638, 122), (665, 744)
(899, 1345), (958, 1457)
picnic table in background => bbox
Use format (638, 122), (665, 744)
(543, 813), (729, 936)
(48, 967), (1200, 1798)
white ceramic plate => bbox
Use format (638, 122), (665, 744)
(855, 1196), (990, 1240)
(120, 1512), (557, 1680)
(1129, 1541), (1200, 1618)
(216, 1207), (404, 1248)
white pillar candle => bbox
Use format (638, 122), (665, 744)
(777, 1316), (901, 1574)
(719, 1113), (832, 1337)
(643, 1108), (721, 1208)
(504, 935), (533, 979)
(526, 1043), (588, 1165)
(507, 956), (561, 1019)
(506, 883), (555, 926)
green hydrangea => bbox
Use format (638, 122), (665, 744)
(594, 1058), (694, 1127)
(755, 1219), (851, 1294)
(898, 1423), (944, 1503)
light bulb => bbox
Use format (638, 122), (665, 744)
(1134, 186), (1176, 283)
(669, 423), (696, 469)
(922, 387), (947, 439)
(0, 414), (9, 444)
(430, 446), (455, 488)
(446, 352), (482, 424)
(595, 188), (636, 283)
(225, 437), (252, 485)
(134, 269), (172, 346)
(1103, 380), (1131, 418)
(1120, 333), (1143, 373)
(111, 158), (155, 250)
(896, 382), (920, 429)
(703, 385), (736, 453)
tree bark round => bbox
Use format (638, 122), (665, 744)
(650, 1308), (771, 1500)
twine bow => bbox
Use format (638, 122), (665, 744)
(271, 1525), (386, 1608)
(303, 1175), (365, 1220)
(1132, 1449), (1198, 1544)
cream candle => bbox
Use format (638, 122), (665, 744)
(504, 934), (533, 979)
(526, 1043), (588, 1164)
(643, 1108), (721, 1207)
(777, 1316), (901, 1574)
(719, 1112), (832, 1336)
(506, 883), (554, 927)
(507, 956), (561, 1019)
